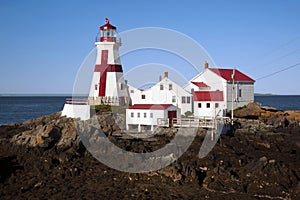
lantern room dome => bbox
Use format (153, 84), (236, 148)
(100, 18), (116, 30)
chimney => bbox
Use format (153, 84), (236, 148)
(204, 61), (209, 70)
(164, 72), (168, 78)
(159, 75), (162, 81)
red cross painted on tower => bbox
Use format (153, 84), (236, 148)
(94, 50), (109, 96)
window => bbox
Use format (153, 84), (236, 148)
(150, 113), (153, 118)
(187, 96), (191, 103)
(144, 113), (147, 118)
(130, 90), (134, 93)
(120, 83), (124, 90)
(215, 103), (219, 108)
(206, 103), (210, 108)
(137, 113), (140, 118)
(198, 103), (202, 108)
(160, 84), (164, 90)
(239, 89), (242, 97)
(131, 112), (134, 118)
(182, 96), (186, 103)
(169, 84), (172, 90)
(95, 84), (98, 90)
(141, 95), (146, 99)
(172, 96), (176, 103)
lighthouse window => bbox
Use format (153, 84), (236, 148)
(120, 83), (124, 90)
(160, 84), (164, 90)
(150, 113), (153, 118)
(182, 96), (186, 103)
(239, 89), (242, 97)
(144, 113), (147, 118)
(137, 113), (140, 118)
(215, 103), (219, 108)
(131, 112), (134, 118)
(141, 95), (146, 99)
(130, 90), (134, 93)
(95, 84), (98, 90)
(169, 84), (172, 90)
(198, 103), (202, 108)
(206, 103), (211, 108)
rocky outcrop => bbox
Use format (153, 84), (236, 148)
(234, 102), (300, 133)
(0, 107), (300, 199)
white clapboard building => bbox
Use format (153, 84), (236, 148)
(184, 62), (255, 117)
(128, 72), (192, 116)
(127, 62), (255, 131)
(126, 104), (179, 132)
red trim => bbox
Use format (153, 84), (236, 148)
(129, 104), (173, 110)
(97, 50), (108, 97)
(209, 68), (255, 82)
(191, 81), (209, 88)
(93, 50), (123, 97)
(94, 64), (123, 73)
(193, 91), (224, 101)
(100, 37), (116, 42)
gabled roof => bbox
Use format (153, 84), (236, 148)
(193, 91), (224, 101)
(209, 68), (255, 82)
(129, 104), (173, 110)
(191, 81), (209, 88)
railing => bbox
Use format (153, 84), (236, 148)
(157, 117), (231, 128)
(65, 98), (89, 105)
(157, 118), (170, 127)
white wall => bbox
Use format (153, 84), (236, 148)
(193, 101), (226, 117)
(95, 42), (121, 65)
(126, 105), (179, 128)
(128, 77), (191, 115)
(61, 104), (90, 120)
(89, 72), (100, 97)
(184, 69), (224, 92)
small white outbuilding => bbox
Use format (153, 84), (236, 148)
(126, 104), (179, 132)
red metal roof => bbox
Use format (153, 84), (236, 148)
(209, 68), (255, 82)
(100, 22), (116, 30)
(191, 81), (209, 88)
(129, 104), (173, 110)
(193, 91), (224, 101)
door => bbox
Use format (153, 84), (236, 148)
(168, 110), (177, 125)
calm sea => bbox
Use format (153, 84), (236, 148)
(0, 95), (299, 125)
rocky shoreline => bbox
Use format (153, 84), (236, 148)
(0, 103), (299, 199)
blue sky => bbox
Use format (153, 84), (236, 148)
(0, 0), (299, 94)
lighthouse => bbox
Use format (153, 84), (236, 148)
(89, 18), (129, 106)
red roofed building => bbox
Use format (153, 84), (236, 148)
(184, 62), (255, 117)
(209, 68), (255, 82)
(126, 104), (179, 132)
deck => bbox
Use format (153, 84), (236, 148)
(157, 117), (231, 129)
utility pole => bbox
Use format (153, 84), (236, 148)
(231, 68), (235, 125)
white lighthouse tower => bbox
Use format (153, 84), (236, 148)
(62, 18), (129, 120)
(89, 18), (129, 106)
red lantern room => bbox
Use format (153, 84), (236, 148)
(99, 18), (117, 42)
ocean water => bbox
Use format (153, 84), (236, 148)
(0, 95), (299, 125)
(0, 96), (69, 125)
(254, 95), (300, 111)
